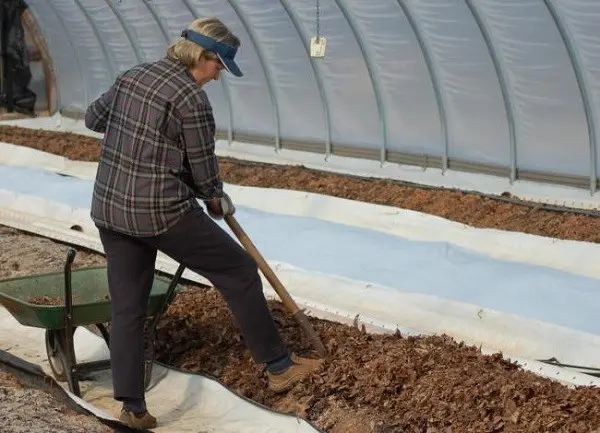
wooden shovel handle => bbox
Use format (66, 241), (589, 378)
(224, 215), (327, 358)
(225, 215), (299, 314)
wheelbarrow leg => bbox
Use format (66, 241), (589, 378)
(54, 328), (80, 397)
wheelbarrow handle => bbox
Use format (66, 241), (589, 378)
(63, 248), (76, 321)
(224, 215), (328, 358)
(63, 248), (77, 376)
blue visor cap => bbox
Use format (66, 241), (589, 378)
(181, 29), (243, 77)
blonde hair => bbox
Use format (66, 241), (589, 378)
(167, 17), (240, 68)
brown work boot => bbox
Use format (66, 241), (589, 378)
(267, 353), (324, 393)
(119, 409), (157, 430)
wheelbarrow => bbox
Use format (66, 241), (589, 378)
(0, 248), (185, 397)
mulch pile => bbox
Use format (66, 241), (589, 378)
(2, 125), (600, 243)
(3, 125), (600, 432)
(154, 287), (600, 433)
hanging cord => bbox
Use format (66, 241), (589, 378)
(316, 0), (321, 43)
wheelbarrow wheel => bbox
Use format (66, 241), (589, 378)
(45, 329), (69, 382)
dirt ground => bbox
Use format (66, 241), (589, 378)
(0, 226), (105, 280)
(0, 227), (113, 432)
(1, 227), (600, 433)
(2, 124), (600, 244)
(0, 364), (114, 433)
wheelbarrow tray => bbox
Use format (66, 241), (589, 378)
(0, 266), (177, 330)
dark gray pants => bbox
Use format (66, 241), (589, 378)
(97, 207), (288, 402)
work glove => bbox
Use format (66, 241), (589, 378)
(205, 192), (235, 220)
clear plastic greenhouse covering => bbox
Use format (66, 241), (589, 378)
(20, 0), (600, 193)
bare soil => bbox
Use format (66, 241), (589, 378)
(1, 226), (600, 432)
(2, 124), (600, 244)
(0, 363), (114, 433)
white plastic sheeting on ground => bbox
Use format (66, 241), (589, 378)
(3, 139), (600, 282)
(3, 162), (600, 339)
(3, 113), (600, 210)
(0, 307), (322, 433)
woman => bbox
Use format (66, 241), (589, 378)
(85, 17), (323, 430)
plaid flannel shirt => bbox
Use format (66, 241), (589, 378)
(86, 57), (223, 237)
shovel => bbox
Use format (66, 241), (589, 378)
(224, 214), (328, 358)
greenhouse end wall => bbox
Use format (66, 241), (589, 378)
(23, 0), (600, 193)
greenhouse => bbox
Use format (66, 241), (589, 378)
(0, 1), (600, 432)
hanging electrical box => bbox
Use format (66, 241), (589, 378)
(310, 37), (327, 58)
(310, 0), (326, 58)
